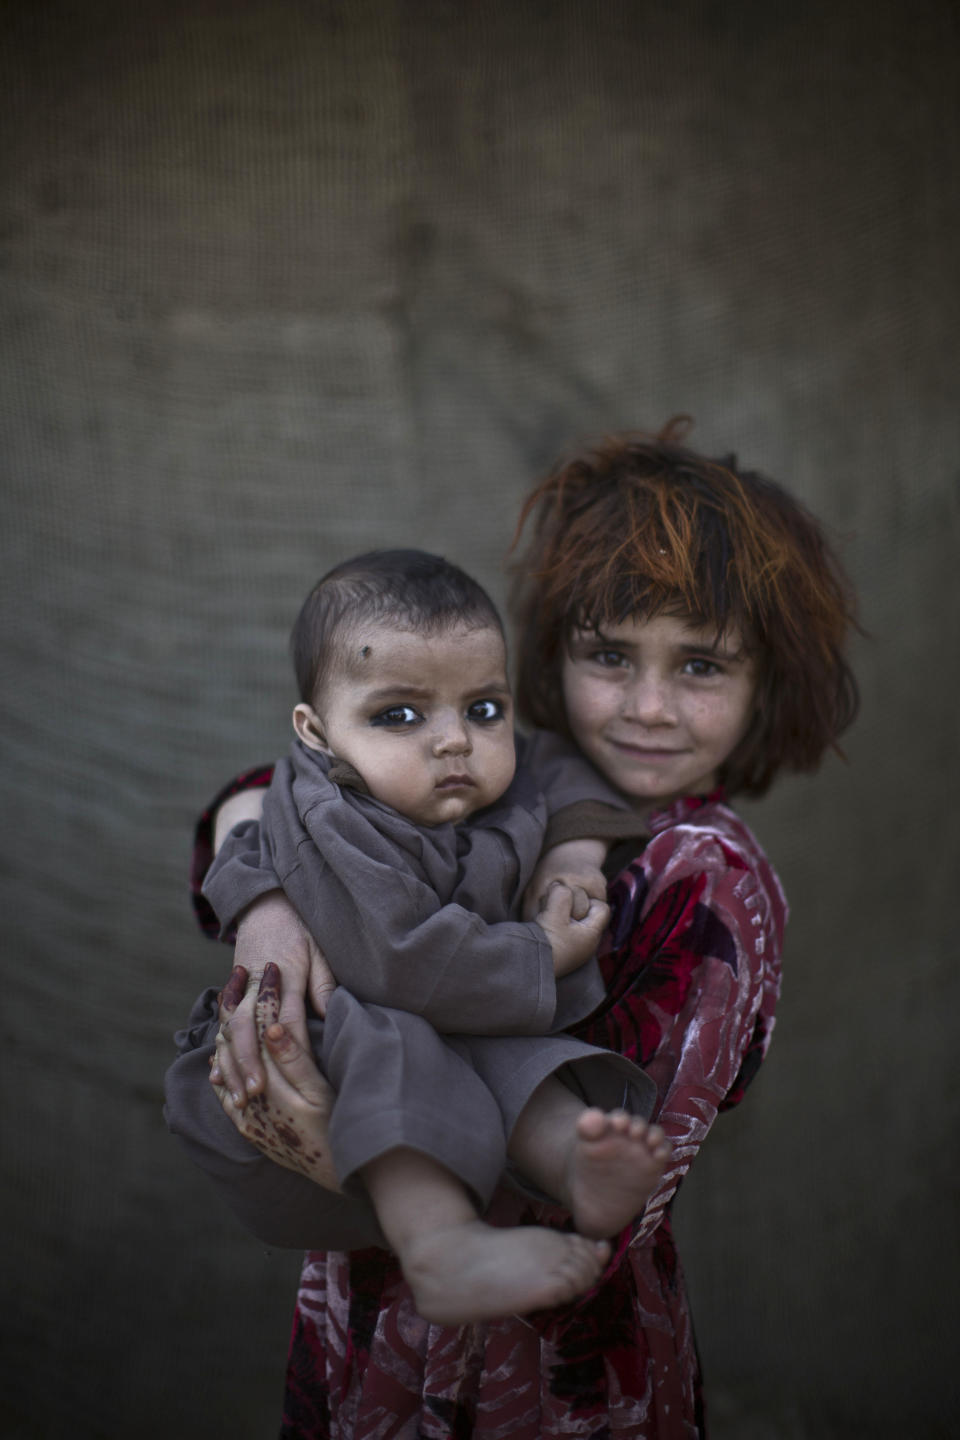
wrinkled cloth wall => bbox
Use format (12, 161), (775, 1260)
(2, 1), (957, 1436)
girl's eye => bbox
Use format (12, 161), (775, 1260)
(591, 649), (627, 669)
(683, 657), (721, 678)
(371, 704), (422, 727)
(467, 698), (505, 723)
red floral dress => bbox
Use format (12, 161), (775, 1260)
(257, 791), (787, 1440)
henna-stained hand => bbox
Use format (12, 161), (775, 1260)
(215, 890), (338, 1103)
(209, 963), (249, 1103)
(211, 965), (340, 1191)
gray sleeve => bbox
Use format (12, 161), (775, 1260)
(544, 801), (651, 850)
(520, 730), (634, 816)
(282, 857), (558, 1035)
(201, 819), (283, 937)
(552, 956), (608, 1030)
(266, 777), (559, 1036)
(163, 988), (385, 1252)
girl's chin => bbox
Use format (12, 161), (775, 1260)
(618, 786), (673, 812)
(612, 768), (717, 809)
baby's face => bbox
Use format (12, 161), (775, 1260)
(298, 620), (516, 827)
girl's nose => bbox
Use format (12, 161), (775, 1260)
(432, 712), (472, 755)
(620, 673), (676, 725)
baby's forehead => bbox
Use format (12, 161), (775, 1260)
(335, 616), (508, 681)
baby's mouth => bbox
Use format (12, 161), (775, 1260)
(435, 774), (475, 789)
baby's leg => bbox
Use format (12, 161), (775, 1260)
(508, 1077), (671, 1239)
(363, 1147), (609, 1325)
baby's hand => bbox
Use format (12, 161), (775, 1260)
(523, 838), (609, 921)
(536, 881), (610, 977)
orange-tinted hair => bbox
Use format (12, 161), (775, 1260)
(509, 419), (859, 797)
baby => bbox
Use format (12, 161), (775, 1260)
(204, 549), (670, 1323)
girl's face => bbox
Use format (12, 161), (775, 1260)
(561, 613), (757, 815)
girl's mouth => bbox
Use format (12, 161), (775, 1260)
(608, 741), (686, 760)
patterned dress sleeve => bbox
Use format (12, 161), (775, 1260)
(573, 797), (787, 1246)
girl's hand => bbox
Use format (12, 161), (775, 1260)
(536, 881), (610, 977)
(211, 890), (337, 1105)
(522, 838), (609, 921)
(211, 966), (340, 1191)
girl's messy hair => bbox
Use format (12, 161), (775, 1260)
(509, 419), (859, 797)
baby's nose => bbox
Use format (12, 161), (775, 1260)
(432, 712), (471, 755)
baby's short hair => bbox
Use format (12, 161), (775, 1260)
(292, 548), (505, 705)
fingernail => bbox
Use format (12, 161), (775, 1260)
(245, 1076), (259, 1092)
(258, 962), (281, 994)
(221, 965), (248, 1012)
(232, 1090), (243, 1105)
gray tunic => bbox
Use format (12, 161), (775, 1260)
(200, 732), (655, 1207)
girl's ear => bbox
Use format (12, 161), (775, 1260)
(293, 703), (331, 754)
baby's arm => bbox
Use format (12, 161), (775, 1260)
(205, 755), (605, 1040)
(526, 828), (641, 1025)
(518, 730), (649, 920)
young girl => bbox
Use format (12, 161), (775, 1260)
(165, 420), (857, 1438)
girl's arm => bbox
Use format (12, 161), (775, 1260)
(502, 805), (786, 1342)
(521, 837), (609, 918)
(213, 787), (267, 853)
(575, 807), (785, 1249)
(163, 982), (384, 1250)
(193, 770), (337, 1101)
(214, 890), (337, 1103)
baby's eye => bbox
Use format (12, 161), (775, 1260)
(466, 698), (505, 723)
(370, 704), (422, 727)
(683, 657), (721, 678)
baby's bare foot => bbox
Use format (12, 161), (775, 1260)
(566, 1108), (671, 1239)
(401, 1220), (610, 1325)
